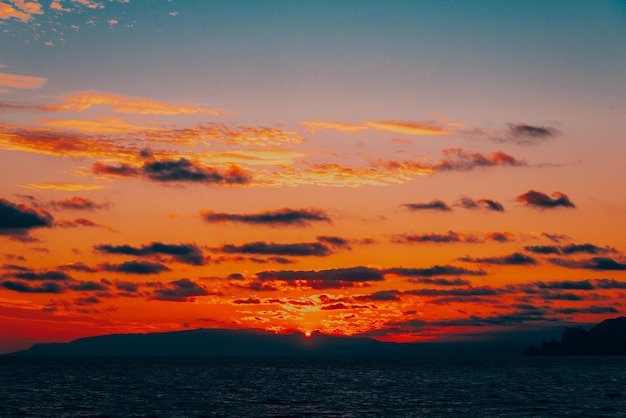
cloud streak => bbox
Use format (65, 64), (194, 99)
(201, 208), (331, 226)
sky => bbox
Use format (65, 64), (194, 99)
(1, 0), (626, 354)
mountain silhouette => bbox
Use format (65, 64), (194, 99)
(4, 328), (527, 357)
(524, 317), (626, 355)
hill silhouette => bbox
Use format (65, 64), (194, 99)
(524, 317), (626, 355)
(3, 328), (527, 357)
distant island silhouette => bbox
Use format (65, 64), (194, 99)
(524, 317), (626, 355)
(3, 328), (528, 357)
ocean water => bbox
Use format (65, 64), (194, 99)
(1, 356), (626, 417)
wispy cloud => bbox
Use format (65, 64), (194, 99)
(44, 91), (233, 116)
(0, 72), (46, 89)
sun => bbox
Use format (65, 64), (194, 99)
(304, 331), (312, 338)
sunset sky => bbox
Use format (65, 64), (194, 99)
(1, 0), (626, 354)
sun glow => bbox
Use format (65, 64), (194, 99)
(304, 331), (312, 338)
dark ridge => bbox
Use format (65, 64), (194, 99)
(524, 317), (626, 355)
(3, 328), (527, 357)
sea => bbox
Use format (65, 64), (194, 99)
(2, 355), (626, 417)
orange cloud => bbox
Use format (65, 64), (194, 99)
(0, 1), (42, 21)
(44, 91), (234, 116)
(40, 117), (162, 134)
(301, 121), (367, 133)
(365, 120), (451, 136)
(18, 181), (105, 191)
(0, 72), (47, 89)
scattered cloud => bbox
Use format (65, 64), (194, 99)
(201, 207), (331, 227)
(48, 197), (109, 211)
(549, 257), (626, 271)
(0, 198), (53, 235)
(94, 242), (205, 266)
(1, 281), (63, 293)
(517, 190), (575, 209)
(100, 261), (171, 275)
(218, 241), (333, 257)
(94, 158), (252, 185)
(505, 123), (560, 145)
(151, 278), (209, 302)
(384, 265), (487, 277)
(525, 243), (616, 256)
(459, 252), (537, 266)
(255, 266), (385, 289)
(456, 196), (504, 212)
(392, 231), (480, 244)
(401, 199), (451, 212)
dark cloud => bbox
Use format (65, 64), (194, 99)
(49, 197), (108, 211)
(95, 242), (205, 265)
(201, 208), (331, 226)
(354, 290), (401, 301)
(550, 257), (626, 271)
(233, 297), (262, 304)
(1, 281), (64, 293)
(384, 265), (487, 277)
(435, 149), (527, 171)
(2, 263), (31, 272)
(55, 218), (103, 229)
(12, 270), (72, 281)
(404, 286), (501, 297)
(392, 231), (480, 244)
(57, 262), (98, 273)
(525, 243), (615, 256)
(554, 306), (619, 315)
(542, 232), (569, 243)
(561, 243), (616, 255)
(459, 252), (537, 266)
(401, 199), (451, 212)
(516, 190), (575, 209)
(93, 158), (251, 185)
(142, 158), (251, 185)
(594, 279), (626, 289)
(256, 266), (385, 289)
(151, 278), (209, 302)
(219, 241), (332, 257)
(316, 235), (352, 249)
(0, 198), (53, 235)
(248, 256), (295, 264)
(100, 261), (171, 275)
(506, 123), (559, 144)
(92, 162), (140, 177)
(114, 280), (139, 292)
(456, 197), (504, 212)
(524, 245), (562, 255)
(409, 278), (472, 286)
(477, 199), (505, 212)
(485, 232), (514, 243)
(535, 280), (595, 290)
(68, 281), (109, 291)
(74, 296), (102, 305)
(390, 311), (552, 331)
